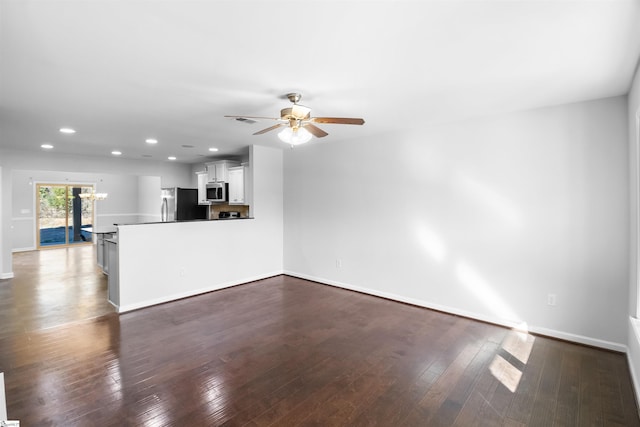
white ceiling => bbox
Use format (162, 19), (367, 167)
(1, 0), (640, 164)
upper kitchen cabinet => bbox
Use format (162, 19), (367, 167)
(196, 171), (210, 205)
(228, 166), (245, 205)
(206, 160), (239, 183)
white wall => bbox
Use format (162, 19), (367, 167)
(11, 170), (145, 250)
(117, 144), (283, 311)
(1, 165), (13, 278)
(629, 65), (640, 319)
(0, 149), (193, 276)
(284, 96), (629, 350)
(137, 176), (162, 223)
(0, 149), (192, 186)
(627, 62), (640, 403)
(0, 167), (8, 279)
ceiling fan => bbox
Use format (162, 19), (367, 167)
(224, 93), (365, 145)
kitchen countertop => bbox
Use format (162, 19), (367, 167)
(85, 226), (118, 234)
(115, 217), (254, 226)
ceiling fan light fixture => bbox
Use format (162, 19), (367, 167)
(278, 126), (312, 145)
(227, 92), (364, 145)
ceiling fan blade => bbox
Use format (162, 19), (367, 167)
(311, 117), (365, 125)
(303, 123), (328, 138)
(224, 115), (283, 121)
(253, 123), (286, 135)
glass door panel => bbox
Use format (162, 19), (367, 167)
(69, 186), (94, 244)
(37, 184), (94, 248)
(38, 185), (67, 247)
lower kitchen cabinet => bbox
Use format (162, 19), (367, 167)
(106, 238), (119, 307)
(95, 229), (116, 273)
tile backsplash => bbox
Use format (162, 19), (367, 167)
(209, 204), (250, 219)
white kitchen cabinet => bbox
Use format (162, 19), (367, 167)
(206, 160), (239, 183)
(206, 163), (219, 182)
(196, 171), (210, 205)
(228, 166), (245, 205)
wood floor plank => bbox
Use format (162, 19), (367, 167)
(401, 340), (484, 425)
(504, 334), (549, 425)
(0, 246), (638, 426)
(430, 339), (501, 426)
(578, 350), (605, 425)
(381, 317), (479, 425)
(253, 309), (408, 425)
(453, 355), (504, 426)
(347, 312), (461, 425)
(616, 355), (640, 426)
(528, 341), (563, 426)
(553, 346), (581, 426)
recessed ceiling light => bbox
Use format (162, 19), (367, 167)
(41, 144), (54, 149)
(59, 127), (76, 134)
(168, 156), (176, 161)
(145, 138), (158, 144)
(209, 147), (219, 152)
(112, 151), (122, 156)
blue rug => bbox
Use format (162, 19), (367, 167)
(40, 226), (93, 246)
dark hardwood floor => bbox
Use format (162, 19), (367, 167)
(0, 246), (638, 426)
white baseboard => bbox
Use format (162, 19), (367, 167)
(283, 270), (626, 353)
(117, 270), (284, 313)
(12, 246), (36, 253)
(529, 325), (626, 352)
(0, 272), (14, 280)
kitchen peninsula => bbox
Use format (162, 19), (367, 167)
(105, 216), (252, 309)
(107, 145), (284, 313)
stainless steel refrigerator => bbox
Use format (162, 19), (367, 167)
(161, 188), (207, 221)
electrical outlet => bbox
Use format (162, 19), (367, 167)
(336, 259), (342, 268)
(179, 268), (186, 277)
(547, 293), (557, 306)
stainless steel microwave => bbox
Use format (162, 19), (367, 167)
(206, 182), (227, 202)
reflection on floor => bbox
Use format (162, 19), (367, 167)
(0, 246), (113, 339)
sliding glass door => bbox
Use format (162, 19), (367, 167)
(37, 184), (94, 248)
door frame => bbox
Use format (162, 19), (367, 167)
(35, 182), (96, 250)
